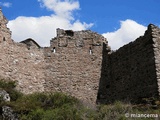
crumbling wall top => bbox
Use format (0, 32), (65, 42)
(0, 8), (8, 24)
(20, 38), (41, 49)
(0, 9), (12, 43)
(51, 28), (108, 49)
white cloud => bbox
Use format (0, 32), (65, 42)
(7, 1), (146, 49)
(0, 2), (12, 8)
(8, 15), (93, 46)
(7, 0), (93, 47)
(38, 0), (79, 19)
(102, 19), (147, 50)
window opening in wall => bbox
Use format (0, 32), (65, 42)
(3, 37), (5, 41)
(65, 30), (74, 37)
(52, 47), (56, 53)
(106, 85), (110, 89)
(89, 47), (92, 55)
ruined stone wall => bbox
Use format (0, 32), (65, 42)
(97, 24), (159, 104)
(0, 42), (46, 94)
(43, 29), (107, 104)
(0, 10), (45, 94)
(2, 9), (160, 105)
(0, 9), (12, 43)
(0, 10), (107, 104)
(152, 25), (160, 95)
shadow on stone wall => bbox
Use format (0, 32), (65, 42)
(97, 25), (159, 104)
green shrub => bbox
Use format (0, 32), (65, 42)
(0, 79), (23, 101)
(43, 105), (82, 120)
(95, 101), (132, 120)
(23, 109), (45, 120)
(48, 92), (79, 108)
(9, 92), (82, 120)
(20, 106), (82, 120)
(1, 79), (160, 120)
(0, 79), (16, 89)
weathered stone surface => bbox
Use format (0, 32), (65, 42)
(0, 10), (107, 104)
(1, 9), (160, 105)
(97, 24), (160, 104)
(0, 90), (10, 102)
(0, 9), (12, 43)
(151, 24), (160, 95)
(0, 42), (46, 94)
(44, 29), (107, 104)
(0, 90), (17, 120)
(2, 106), (18, 120)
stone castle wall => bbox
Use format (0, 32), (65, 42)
(0, 10), (107, 104)
(0, 9), (45, 94)
(0, 9), (12, 43)
(97, 24), (160, 104)
(152, 25), (160, 95)
(43, 29), (107, 103)
(0, 42), (46, 94)
(1, 9), (160, 105)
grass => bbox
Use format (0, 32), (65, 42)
(1, 80), (160, 120)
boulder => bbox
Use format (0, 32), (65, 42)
(0, 90), (10, 102)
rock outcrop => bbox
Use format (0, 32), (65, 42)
(0, 90), (10, 102)
(0, 90), (18, 120)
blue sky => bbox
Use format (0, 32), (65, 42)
(0, 0), (160, 49)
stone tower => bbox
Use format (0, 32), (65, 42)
(43, 28), (108, 104)
(97, 24), (160, 104)
(0, 8), (12, 43)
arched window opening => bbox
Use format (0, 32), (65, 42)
(52, 47), (56, 53)
(89, 47), (92, 55)
(3, 37), (5, 41)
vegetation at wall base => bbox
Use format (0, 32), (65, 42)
(0, 79), (23, 101)
(1, 80), (160, 120)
